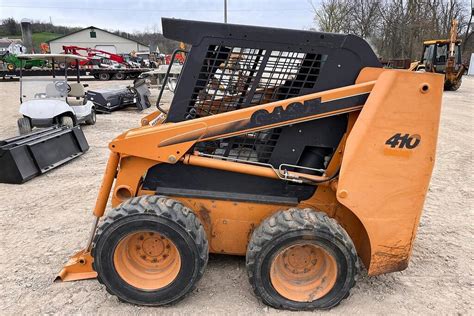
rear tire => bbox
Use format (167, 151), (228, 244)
(114, 72), (126, 80)
(99, 73), (110, 81)
(246, 209), (358, 310)
(17, 117), (32, 135)
(85, 108), (96, 125)
(92, 195), (208, 306)
(59, 116), (74, 128)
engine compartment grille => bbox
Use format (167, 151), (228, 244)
(195, 127), (283, 164)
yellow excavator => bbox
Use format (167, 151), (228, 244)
(410, 20), (466, 90)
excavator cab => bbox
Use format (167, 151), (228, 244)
(421, 40), (462, 74)
(414, 20), (465, 91)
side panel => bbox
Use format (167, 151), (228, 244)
(337, 70), (443, 275)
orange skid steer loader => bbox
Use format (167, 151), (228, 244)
(56, 18), (443, 310)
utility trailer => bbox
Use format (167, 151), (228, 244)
(0, 68), (150, 81)
(89, 68), (151, 81)
(0, 68), (87, 79)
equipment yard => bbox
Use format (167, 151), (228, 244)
(0, 77), (473, 314)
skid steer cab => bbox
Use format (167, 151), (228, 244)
(56, 18), (443, 310)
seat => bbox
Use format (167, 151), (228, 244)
(67, 83), (86, 106)
(45, 83), (62, 98)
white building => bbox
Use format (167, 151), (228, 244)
(48, 26), (149, 54)
(0, 39), (26, 54)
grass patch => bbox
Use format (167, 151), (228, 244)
(32, 32), (62, 45)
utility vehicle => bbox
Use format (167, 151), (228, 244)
(17, 54), (96, 134)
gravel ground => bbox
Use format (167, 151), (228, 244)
(0, 77), (473, 315)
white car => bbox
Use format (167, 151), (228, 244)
(16, 54), (96, 134)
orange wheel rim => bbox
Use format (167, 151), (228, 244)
(113, 231), (181, 291)
(270, 243), (338, 302)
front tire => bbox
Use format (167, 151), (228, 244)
(17, 117), (32, 135)
(92, 195), (208, 306)
(246, 209), (358, 310)
(85, 108), (96, 125)
(445, 78), (462, 91)
(59, 115), (74, 128)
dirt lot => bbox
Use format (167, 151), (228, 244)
(0, 77), (473, 315)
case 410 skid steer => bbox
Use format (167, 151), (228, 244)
(56, 18), (443, 310)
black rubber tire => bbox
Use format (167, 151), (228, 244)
(114, 72), (126, 80)
(99, 73), (111, 81)
(85, 108), (96, 125)
(17, 117), (32, 135)
(92, 195), (208, 306)
(246, 208), (358, 310)
(59, 115), (74, 128)
(445, 78), (462, 91)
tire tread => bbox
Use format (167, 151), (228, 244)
(91, 195), (208, 305)
(246, 208), (358, 310)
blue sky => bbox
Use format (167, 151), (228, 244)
(0, 0), (317, 33)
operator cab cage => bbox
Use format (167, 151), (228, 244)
(421, 40), (462, 70)
(144, 18), (381, 202)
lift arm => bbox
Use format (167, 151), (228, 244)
(109, 79), (375, 163)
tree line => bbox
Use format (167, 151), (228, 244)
(311, 0), (472, 62)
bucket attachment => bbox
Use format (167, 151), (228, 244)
(55, 249), (97, 282)
(0, 126), (89, 184)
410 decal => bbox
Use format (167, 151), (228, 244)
(385, 133), (421, 149)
